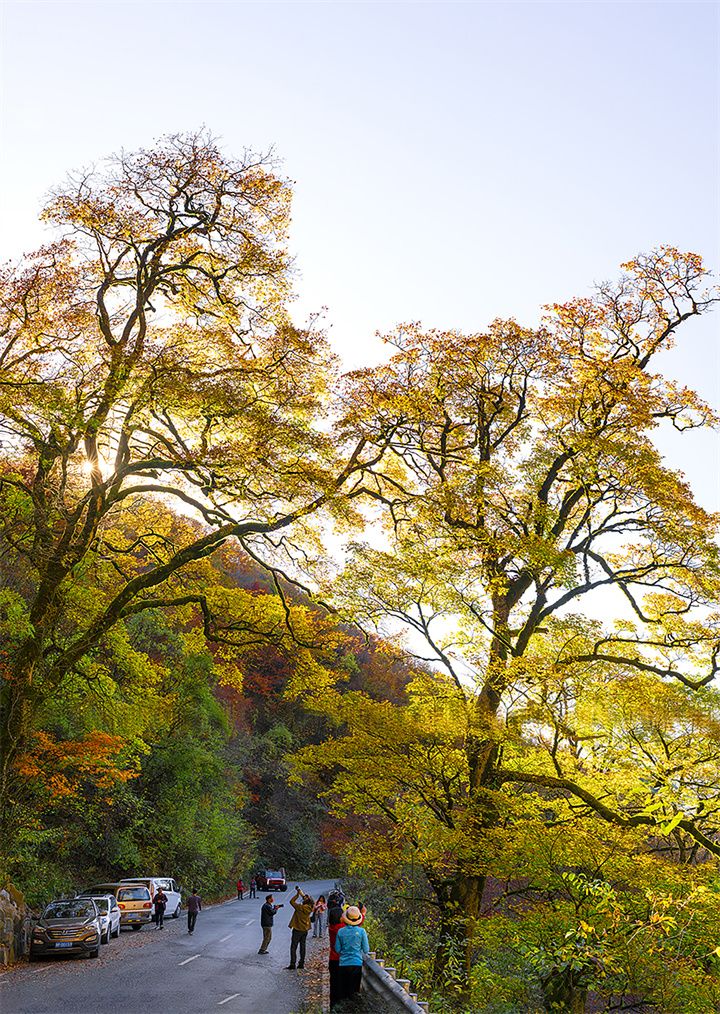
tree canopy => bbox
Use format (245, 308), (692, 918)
(1, 134), (718, 1012)
(0, 131), (381, 815)
(292, 248), (720, 1007)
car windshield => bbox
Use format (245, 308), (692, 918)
(44, 902), (94, 920)
(266, 871), (283, 879)
(118, 887), (150, 901)
(155, 879), (173, 890)
(89, 898), (109, 912)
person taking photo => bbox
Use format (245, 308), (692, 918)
(258, 894), (283, 954)
(286, 886), (314, 970)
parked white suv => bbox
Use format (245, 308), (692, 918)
(119, 878), (182, 919)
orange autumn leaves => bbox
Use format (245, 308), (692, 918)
(16, 730), (135, 802)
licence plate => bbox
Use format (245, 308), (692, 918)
(55, 942), (74, 948)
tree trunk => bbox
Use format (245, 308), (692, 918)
(541, 969), (588, 1013)
(429, 596), (510, 998)
(0, 647), (40, 833)
(431, 874), (485, 998)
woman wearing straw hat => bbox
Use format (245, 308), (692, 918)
(334, 905), (370, 1001)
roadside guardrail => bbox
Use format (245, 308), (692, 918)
(363, 951), (431, 1012)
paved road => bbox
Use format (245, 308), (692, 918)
(0, 879), (336, 1014)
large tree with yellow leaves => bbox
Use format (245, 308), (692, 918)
(293, 249), (720, 1001)
(0, 132), (377, 823)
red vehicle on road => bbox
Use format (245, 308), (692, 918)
(257, 868), (287, 892)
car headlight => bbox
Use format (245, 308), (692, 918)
(82, 929), (99, 940)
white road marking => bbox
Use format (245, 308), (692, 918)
(218, 995), (241, 1006)
(178, 953), (200, 966)
(244, 918), (255, 926)
(219, 933), (232, 942)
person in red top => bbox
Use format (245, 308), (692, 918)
(327, 905), (344, 1009)
(236, 878), (245, 900)
(328, 902), (367, 1005)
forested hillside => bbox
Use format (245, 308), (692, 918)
(2, 133), (719, 1012)
(1, 527), (410, 904)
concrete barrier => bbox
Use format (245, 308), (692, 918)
(362, 952), (431, 1013)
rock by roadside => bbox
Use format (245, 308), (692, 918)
(0, 884), (36, 966)
(0, 890), (237, 974)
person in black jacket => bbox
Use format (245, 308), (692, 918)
(153, 888), (168, 929)
(187, 889), (202, 934)
(258, 895), (283, 954)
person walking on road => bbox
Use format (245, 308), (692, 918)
(236, 878), (245, 900)
(335, 906), (369, 1001)
(187, 888), (202, 935)
(249, 876), (257, 899)
(258, 894), (283, 954)
(153, 887), (168, 929)
(286, 886), (314, 970)
(312, 895), (328, 938)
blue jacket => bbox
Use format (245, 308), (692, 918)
(335, 924), (369, 966)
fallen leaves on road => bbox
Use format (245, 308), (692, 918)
(302, 934), (330, 1011)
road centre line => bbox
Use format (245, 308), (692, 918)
(218, 995), (241, 1006)
(219, 933), (232, 942)
(178, 954), (200, 966)
(244, 918), (255, 926)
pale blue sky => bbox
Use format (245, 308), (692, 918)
(1, 0), (718, 506)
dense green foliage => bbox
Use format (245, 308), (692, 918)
(2, 532), (412, 908)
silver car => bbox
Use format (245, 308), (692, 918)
(76, 893), (121, 943)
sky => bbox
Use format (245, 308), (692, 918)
(1, 0), (718, 509)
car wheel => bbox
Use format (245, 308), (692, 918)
(112, 924), (120, 938)
(173, 905), (180, 919)
(104, 928), (111, 945)
(89, 948), (99, 958)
